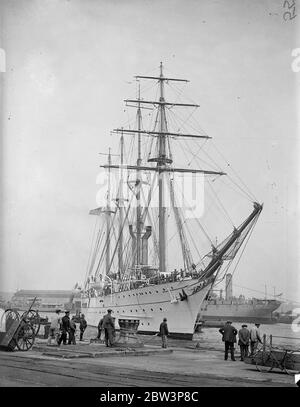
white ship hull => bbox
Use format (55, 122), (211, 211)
(82, 278), (213, 339)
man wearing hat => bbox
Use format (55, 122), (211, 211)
(238, 324), (250, 361)
(250, 323), (262, 356)
(159, 317), (169, 348)
(102, 309), (115, 347)
(58, 310), (71, 346)
(219, 321), (238, 361)
(79, 314), (88, 341)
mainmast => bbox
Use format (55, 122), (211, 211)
(118, 135), (124, 278)
(108, 63), (225, 275)
(136, 83), (142, 268)
(157, 62), (168, 274)
(106, 148), (112, 275)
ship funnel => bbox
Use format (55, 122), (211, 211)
(129, 225), (136, 268)
(141, 226), (152, 265)
(225, 273), (233, 300)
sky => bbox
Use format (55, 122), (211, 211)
(0, 0), (299, 304)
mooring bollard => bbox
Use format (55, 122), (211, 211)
(44, 323), (51, 339)
(114, 319), (144, 348)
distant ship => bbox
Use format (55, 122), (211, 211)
(197, 273), (281, 327)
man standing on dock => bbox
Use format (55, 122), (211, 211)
(58, 310), (71, 346)
(79, 314), (87, 341)
(102, 309), (115, 347)
(159, 318), (169, 348)
(238, 324), (250, 361)
(68, 317), (77, 345)
(219, 321), (237, 361)
(250, 323), (262, 356)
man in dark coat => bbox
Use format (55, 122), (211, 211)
(219, 320), (237, 361)
(238, 324), (250, 361)
(79, 314), (87, 341)
(58, 310), (71, 345)
(102, 309), (115, 347)
(159, 318), (169, 348)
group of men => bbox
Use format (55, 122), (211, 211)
(96, 310), (170, 349)
(97, 309), (116, 347)
(47, 310), (88, 346)
(219, 320), (262, 361)
(47, 309), (263, 360)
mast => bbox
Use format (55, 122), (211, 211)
(118, 136), (124, 278)
(158, 62), (168, 274)
(107, 64), (226, 275)
(136, 82), (142, 268)
(106, 149), (112, 275)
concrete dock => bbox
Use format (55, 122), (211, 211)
(0, 337), (296, 387)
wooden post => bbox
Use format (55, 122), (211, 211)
(262, 334), (266, 363)
(269, 334), (272, 348)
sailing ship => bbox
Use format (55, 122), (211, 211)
(81, 63), (263, 339)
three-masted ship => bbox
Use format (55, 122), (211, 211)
(81, 63), (263, 338)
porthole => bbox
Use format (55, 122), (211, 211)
(160, 308), (162, 311)
(149, 291), (152, 294)
(151, 308), (153, 311)
(143, 309), (145, 312)
(148, 323), (150, 326)
(156, 291), (158, 293)
(130, 310), (132, 312)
